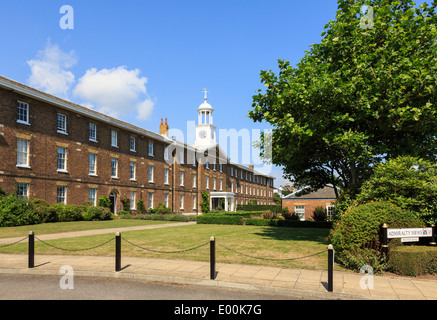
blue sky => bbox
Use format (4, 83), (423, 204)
(0, 0), (429, 188)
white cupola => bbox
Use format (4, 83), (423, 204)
(194, 88), (217, 149)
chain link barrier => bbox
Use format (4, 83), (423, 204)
(121, 236), (210, 254)
(217, 242), (328, 261)
(34, 236), (115, 252)
(0, 236), (28, 248)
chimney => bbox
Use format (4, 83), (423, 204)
(159, 118), (169, 136)
(249, 164), (254, 170)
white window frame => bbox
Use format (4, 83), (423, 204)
(57, 186), (67, 204)
(193, 174), (197, 188)
(89, 123), (97, 142)
(164, 168), (169, 185)
(130, 191), (136, 210)
(89, 153), (97, 176)
(164, 147), (169, 161)
(148, 192), (154, 209)
(206, 176), (209, 189)
(193, 195), (197, 210)
(180, 194), (184, 210)
(148, 165), (154, 183)
(148, 142), (154, 157)
(111, 130), (118, 148)
(220, 178), (223, 191)
(111, 158), (118, 178)
(130, 161), (136, 181)
(17, 183), (29, 199)
(179, 151), (184, 164)
(89, 188), (97, 206)
(17, 138), (30, 168)
(180, 171), (184, 186)
(164, 193), (169, 208)
(295, 205), (305, 221)
(57, 113), (67, 134)
(326, 205), (335, 221)
(57, 147), (67, 172)
(17, 101), (30, 125)
(130, 136), (136, 152)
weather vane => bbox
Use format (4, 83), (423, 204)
(203, 88), (208, 101)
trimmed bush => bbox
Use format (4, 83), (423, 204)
(83, 206), (112, 221)
(120, 213), (196, 222)
(329, 201), (425, 272)
(196, 215), (243, 225)
(388, 246), (437, 276)
(0, 194), (39, 227)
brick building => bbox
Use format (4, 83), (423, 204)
(281, 186), (337, 220)
(0, 76), (275, 214)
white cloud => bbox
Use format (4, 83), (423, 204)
(27, 41), (77, 99)
(73, 66), (155, 120)
(26, 42), (155, 120)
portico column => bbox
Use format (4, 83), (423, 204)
(224, 197), (228, 211)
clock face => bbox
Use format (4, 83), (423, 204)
(199, 130), (207, 139)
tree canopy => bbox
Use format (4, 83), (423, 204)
(249, 0), (437, 197)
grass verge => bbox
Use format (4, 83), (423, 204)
(0, 223), (333, 270)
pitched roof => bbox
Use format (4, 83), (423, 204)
(282, 185), (337, 200)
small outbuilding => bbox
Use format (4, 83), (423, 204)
(281, 185), (337, 221)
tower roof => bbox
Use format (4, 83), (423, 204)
(198, 88), (214, 111)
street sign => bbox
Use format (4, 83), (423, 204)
(387, 228), (432, 239)
(401, 237), (419, 243)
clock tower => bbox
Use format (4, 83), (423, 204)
(194, 89), (217, 149)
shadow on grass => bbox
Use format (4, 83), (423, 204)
(252, 226), (330, 245)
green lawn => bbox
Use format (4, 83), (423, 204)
(0, 221), (334, 270)
(0, 219), (175, 238)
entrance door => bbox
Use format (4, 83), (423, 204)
(109, 191), (117, 214)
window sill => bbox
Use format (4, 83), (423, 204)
(17, 120), (30, 126)
(57, 169), (69, 174)
(16, 164), (31, 169)
(89, 139), (98, 143)
(57, 130), (68, 135)
(89, 173), (98, 177)
(130, 179), (137, 182)
(111, 176), (119, 180)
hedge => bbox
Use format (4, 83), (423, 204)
(236, 204), (281, 212)
(196, 214), (332, 228)
(196, 215), (243, 225)
(120, 213), (197, 222)
(388, 246), (437, 276)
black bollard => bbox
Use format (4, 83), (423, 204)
(328, 244), (334, 292)
(28, 231), (34, 269)
(115, 232), (121, 272)
(210, 236), (216, 280)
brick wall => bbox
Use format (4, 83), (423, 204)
(282, 199), (336, 220)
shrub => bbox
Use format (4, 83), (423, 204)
(200, 192), (210, 213)
(83, 206), (112, 221)
(97, 196), (111, 208)
(313, 206), (327, 222)
(0, 194), (39, 227)
(136, 199), (145, 214)
(121, 198), (130, 212)
(388, 246), (437, 276)
(57, 204), (84, 222)
(30, 199), (53, 223)
(329, 201), (424, 272)
(196, 215), (243, 225)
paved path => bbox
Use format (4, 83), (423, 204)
(1, 222), (437, 300)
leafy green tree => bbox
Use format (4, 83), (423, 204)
(249, 0), (437, 196)
(356, 156), (437, 223)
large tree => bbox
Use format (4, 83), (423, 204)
(249, 0), (437, 197)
